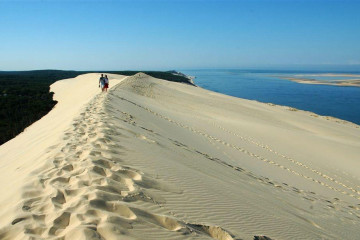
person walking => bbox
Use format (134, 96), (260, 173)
(104, 75), (109, 92)
(99, 74), (105, 92)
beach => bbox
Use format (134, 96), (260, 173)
(0, 73), (359, 239)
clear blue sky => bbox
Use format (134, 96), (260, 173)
(0, 0), (359, 71)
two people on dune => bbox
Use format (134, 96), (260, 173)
(99, 74), (109, 92)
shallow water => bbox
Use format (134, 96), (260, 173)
(181, 69), (360, 125)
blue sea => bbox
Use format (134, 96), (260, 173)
(181, 69), (360, 125)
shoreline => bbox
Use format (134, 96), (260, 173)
(193, 80), (360, 127)
(190, 73), (360, 125)
(263, 101), (360, 127)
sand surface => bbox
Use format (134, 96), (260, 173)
(0, 73), (359, 240)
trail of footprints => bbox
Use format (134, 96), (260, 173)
(112, 94), (360, 219)
(211, 122), (360, 197)
(169, 137), (360, 219)
(2, 93), (241, 240)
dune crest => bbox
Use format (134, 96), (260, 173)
(1, 73), (360, 239)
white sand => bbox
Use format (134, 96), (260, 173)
(0, 73), (359, 240)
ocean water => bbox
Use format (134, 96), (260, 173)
(181, 69), (360, 125)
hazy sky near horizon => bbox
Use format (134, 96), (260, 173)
(1, 0), (359, 71)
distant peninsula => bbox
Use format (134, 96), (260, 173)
(278, 74), (360, 87)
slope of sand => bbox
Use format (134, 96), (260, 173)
(0, 73), (360, 240)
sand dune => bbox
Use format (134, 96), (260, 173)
(0, 73), (359, 239)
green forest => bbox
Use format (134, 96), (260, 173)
(0, 70), (193, 145)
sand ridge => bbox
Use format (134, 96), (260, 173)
(0, 73), (359, 239)
(0, 93), (235, 240)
